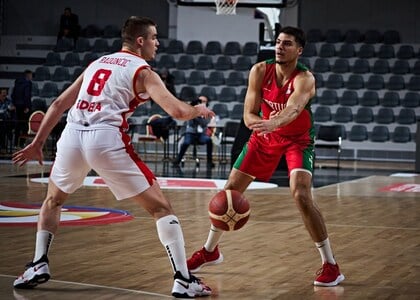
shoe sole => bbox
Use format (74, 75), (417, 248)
(313, 274), (345, 287)
(189, 253), (224, 273)
(14, 273), (50, 289)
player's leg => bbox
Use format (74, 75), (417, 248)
(13, 181), (69, 289)
(287, 143), (344, 286)
(129, 182), (210, 297)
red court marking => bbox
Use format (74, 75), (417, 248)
(379, 183), (420, 193)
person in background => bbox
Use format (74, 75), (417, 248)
(173, 95), (215, 168)
(0, 88), (15, 152)
(12, 16), (212, 298)
(11, 70), (32, 148)
(57, 7), (80, 46)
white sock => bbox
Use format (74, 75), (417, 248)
(315, 238), (336, 265)
(204, 224), (224, 252)
(34, 230), (54, 262)
(156, 215), (189, 279)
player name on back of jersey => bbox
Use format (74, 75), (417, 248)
(99, 56), (131, 67)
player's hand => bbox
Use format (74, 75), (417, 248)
(12, 143), (44, 167)
(248, 118), (278, 135)
(194, 103), (216, 119)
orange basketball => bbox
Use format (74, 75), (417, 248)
(208, 190), (250, 231)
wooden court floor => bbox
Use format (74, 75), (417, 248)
(0, 162), (419, 299)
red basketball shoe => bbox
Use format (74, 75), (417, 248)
(187, 246), (224, 272)
(314, 262), (345, 287)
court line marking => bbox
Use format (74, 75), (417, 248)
(0, 274), (172, 298)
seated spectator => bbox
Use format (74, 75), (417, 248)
(57, 7), (81, 45)
(173, 95), (215, 168)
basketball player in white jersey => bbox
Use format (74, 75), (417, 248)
(12, 16), (213, 298)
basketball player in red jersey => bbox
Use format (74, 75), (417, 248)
(187, 26), (345, 287)
(12, 16), (212, 298)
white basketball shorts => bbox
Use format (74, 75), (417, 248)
(50, 126), (155, 200)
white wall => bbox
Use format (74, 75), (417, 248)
(175, 6), (262, 45)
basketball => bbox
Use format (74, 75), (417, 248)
(208, 189), (250, 231)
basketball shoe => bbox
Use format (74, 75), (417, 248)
(172, 271), (212, 298)
(187, 246), (224, 273)
(313, 262), (345, 287)
(14, 255), (50, 289)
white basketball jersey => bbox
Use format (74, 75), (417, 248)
(66, 50), (150, 131)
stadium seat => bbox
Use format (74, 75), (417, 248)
(386, 75), (405, 90)
(375, 108), (395, 124)
(234, 56), (252, 71)
(212, 103), (229, 119)
(301, 42), (317, 57)
(207, 71), (225, 86)
(102, 24), (120, 38)
(401, 92), (420, 108)
(357, 44), (375, 58)
(40, 82), (59, 98)
(71, 67), (84, 81)
(354, 107), (374, 123)
(31, 82), (39, 96)
(370, 125), (390, 142)
(380, 91), (400, 107)
(230, 103), (244, 120)
(196, 55), (214, 70)
(360, 91), (379, 107)
(313, 106), (332, 122)
(313, 58), (330, 73)
(185, 40), (204, 55)
(33, 66), (51, 81)
(352, 59), (370, 74)
(318, 43), (336, 58)
(218, 86), (237, 102)
(176, 55), (195, 70)
(81, 52), (99, 67)
(318, 90), (338, 105)
(214, 56), (233, 71)
(337, 44), (356, 58)
(346, 74), (364, 90)
(396, 45), (415, 59)
(391, 59), (410, 75)
(333, 107), (353, 123)
(109, 39), (122, 52)
(187, 70), (206, 86)
(91, 38), (109, 53)
(44, 52), (62, 66)
(376, 44), (395, 59)
(313, 73), (324, 88)
(179, 86), (197, 102)
(383, 30), (401, 44)
(396, 108), (416, 124)
(412, 60), (420, 75)
(226, 71), (245, 86)
(348, 125), (368, 141)
(200, 86), (217, 101)
(172, 70), (186, 85)
(372, 59), (390, 74)
(74, 37), (91, 52)
(298, 57), (311, 69)
(204, 41), (222, 55)
(31, 98), (48, 112)
(366, 75), (385, 90)
(242, 42), (258, 56)
(407, 76), (420, 91)
(224, 41), (241, 56)
(392, 126), (411, 143)
(339, 90), (359, 106)
(55, 37), (73, 52)
(157, 54), (176, 69)
(82, 24), (101, 38)
(325, 74), (344, 89)
(331, 58), (350, 73)
(51, 66), (70, 82)
(166, 40), (184, 54)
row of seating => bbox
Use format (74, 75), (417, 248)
(157, 40), (258, 56)
(314, 89), (419, 107)
(302, 43), (420, 59)
(306, 29), (401, 44)
(313, 73), (420, 91)
(55, 37), (121, 53)
(314, 106), (417, 125)
(154, 54), (253, 71)
(317, 124), (413, 143)
(300, 57), (420, 75)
